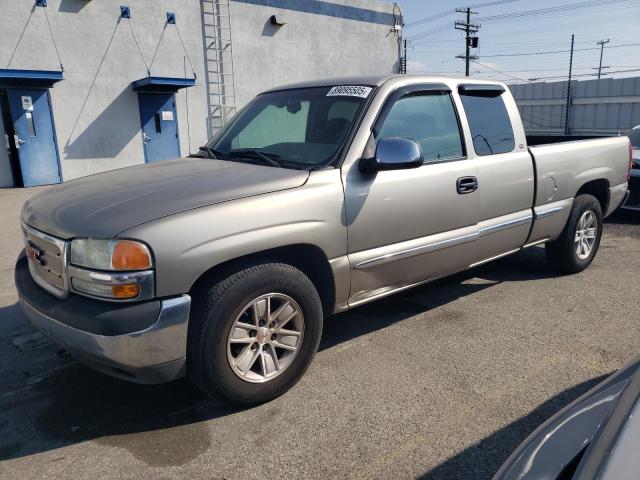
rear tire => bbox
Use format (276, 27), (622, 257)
(187, 263), (323, 406)
(545, 194), (603, 273)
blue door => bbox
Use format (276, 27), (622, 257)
(6, 89), (61, 186)
(138, 93), (180, 163)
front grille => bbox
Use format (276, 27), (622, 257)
(22, 224), (68, 296)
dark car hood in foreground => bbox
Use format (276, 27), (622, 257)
(494, 357), (640, 480)
(22, 158), (309, 239)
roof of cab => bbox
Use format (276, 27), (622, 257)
(262, 75), (399, 93)
(263, 74), (505, 94)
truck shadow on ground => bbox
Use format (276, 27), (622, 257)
(418, 373), (610, 480)
(0, 246), (561, 466)
(320, 245), (554, 351)
(605, 208), (640, 232)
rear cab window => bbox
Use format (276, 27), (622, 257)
(458, 84), (515, 156)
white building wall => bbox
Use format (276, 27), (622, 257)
(1, 0), (401, 183)
(1, 0), (209, 182)
(229, 0), (401, 109)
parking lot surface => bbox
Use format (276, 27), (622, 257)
(1, 187), (639, 480)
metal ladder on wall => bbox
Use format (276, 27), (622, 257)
(202, 0), (237, 136)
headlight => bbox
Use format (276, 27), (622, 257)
(69, 239), (154, 301)
(70, 239), (152, 271)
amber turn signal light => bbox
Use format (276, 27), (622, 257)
(111, 284), (141, 299)
(112, 241), (152, 270)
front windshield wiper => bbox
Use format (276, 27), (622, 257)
(228, 149), (283, 168)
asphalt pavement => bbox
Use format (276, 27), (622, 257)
(1, 187), (639, 480)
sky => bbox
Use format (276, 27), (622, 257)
(395, 0), (640, 83)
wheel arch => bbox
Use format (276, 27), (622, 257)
(188, 244), (337, 315)
(575, 178), (610, 214)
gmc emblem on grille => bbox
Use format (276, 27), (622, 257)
(26, 242), (46, 266)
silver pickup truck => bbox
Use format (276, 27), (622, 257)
(15, 75), (631, 405)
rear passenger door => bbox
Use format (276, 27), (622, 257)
(457, 84), (535, 265)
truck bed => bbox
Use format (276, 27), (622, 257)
(523, 136), (630, 245)
(529, 136), (630, 209)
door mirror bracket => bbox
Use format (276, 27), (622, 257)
(360, 137), (423, 173)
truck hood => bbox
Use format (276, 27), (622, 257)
(22, 158), (309, 239)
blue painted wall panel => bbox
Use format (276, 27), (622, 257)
(232, 0), (399, 26)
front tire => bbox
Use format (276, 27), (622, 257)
(187, 263), (323, 405)
(545, 194), (603, 273)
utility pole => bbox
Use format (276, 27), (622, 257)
(564, 34), (575, 136)
(402, 39), (407, 74)
(596, 39), (610, 79)
(455, 7), (480, 77)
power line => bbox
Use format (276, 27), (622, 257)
(405, 0), (524, 28)
(469, 0), (525, 7)
(405, 0), (639, 82)
(471, 60), (530, 82)
(476, 0), (635, 23)
(407, 22), (454, 41)
(528, 68), (640, 81)
(404, 9), (455, 29)
(478, 42), (640, 57)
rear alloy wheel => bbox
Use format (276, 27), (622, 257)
(574, 210), (598, 260)
(545, 194), (603, 273)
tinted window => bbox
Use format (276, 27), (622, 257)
(232, 101), (310, 149)
(460, 93), (515, 155)
(210, 87), (368, 168)
(377, 93), (463, 162)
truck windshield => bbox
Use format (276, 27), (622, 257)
(201, 86), (371, 169)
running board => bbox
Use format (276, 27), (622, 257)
(468, 237), (550, 269)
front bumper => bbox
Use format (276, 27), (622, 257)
(15, 254), (191, 384)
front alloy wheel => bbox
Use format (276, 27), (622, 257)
(188, 262), (323, 405)
(227, 293), (304, 383)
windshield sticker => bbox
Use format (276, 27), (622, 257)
(326, 86), (372, 98)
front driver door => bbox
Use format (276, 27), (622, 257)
(345, 84), (480, 307)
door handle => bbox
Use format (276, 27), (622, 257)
(14, 135), (26, 149)
(456, 176), (478, 194)
(142, 133), (151, 144)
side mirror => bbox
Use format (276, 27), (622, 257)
(360, 137), (423, 173)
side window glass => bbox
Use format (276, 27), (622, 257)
(459, 92), (515, 155)
(377, 93), (463, 162)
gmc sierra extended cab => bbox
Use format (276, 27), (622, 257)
(15, 75), (632, 405)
